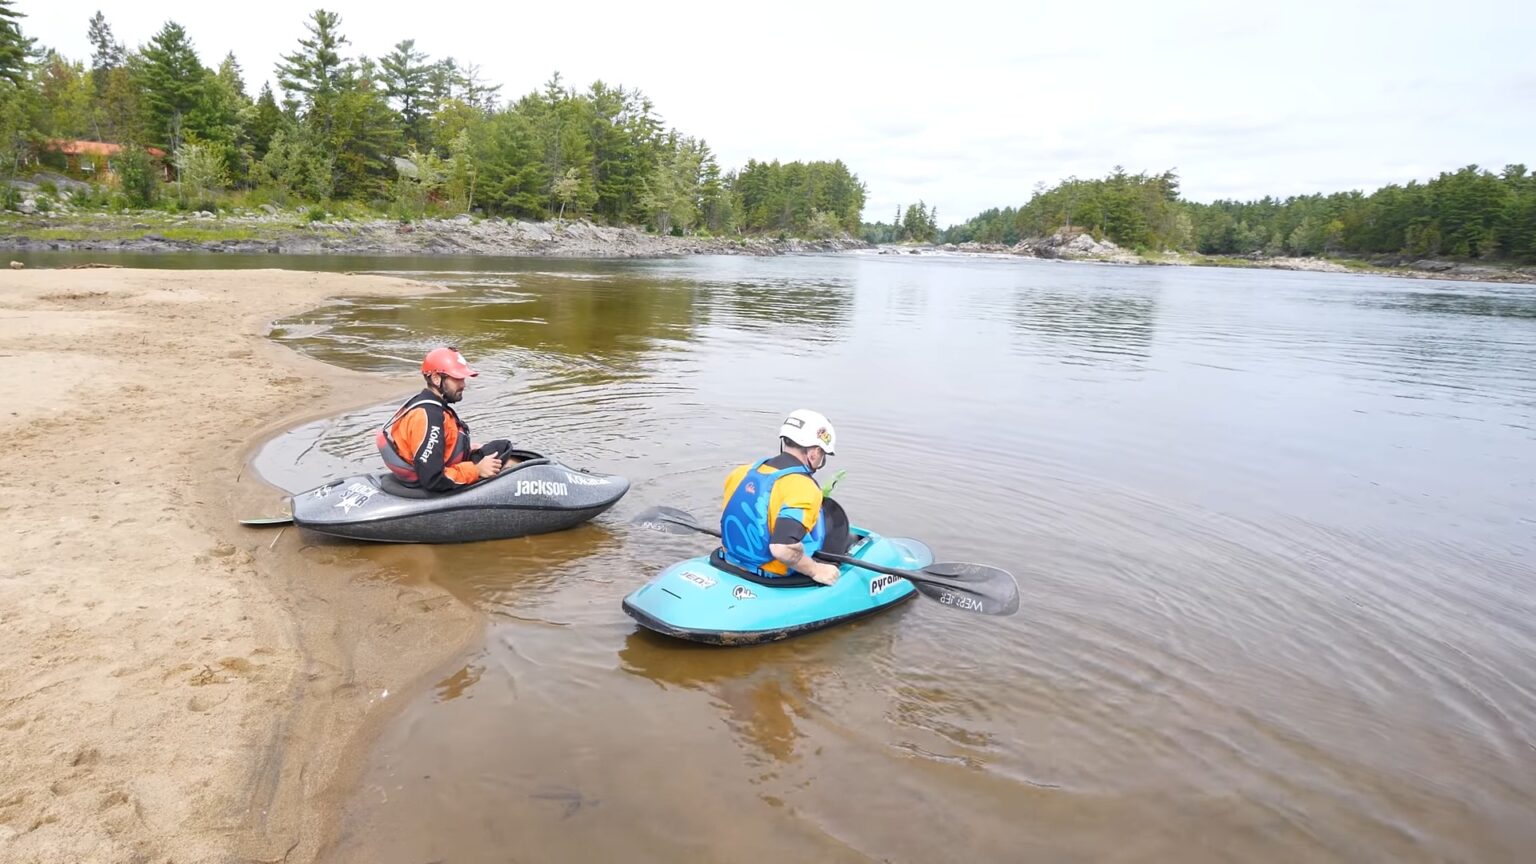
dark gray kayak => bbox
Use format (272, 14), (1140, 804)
(286, 450), (629, 543)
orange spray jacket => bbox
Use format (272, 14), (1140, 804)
(375, 389), (479, 492)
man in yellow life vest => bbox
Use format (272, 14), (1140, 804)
(719, 409), (850, 586)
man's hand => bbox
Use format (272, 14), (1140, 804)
(476, 453), (503, 479)
(810, 560), (841, 586)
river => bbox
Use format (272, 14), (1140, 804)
(34, 250), (1536, 862)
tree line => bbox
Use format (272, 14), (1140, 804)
(937, 165), (1536, 263)
(861, 201), (940, 244)
(0, 3), (868, 234)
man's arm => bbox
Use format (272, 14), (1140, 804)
(767, 478), (839, 584)
(407, 404), (467, 492)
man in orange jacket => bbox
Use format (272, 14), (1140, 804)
(375, 346), (512, 493)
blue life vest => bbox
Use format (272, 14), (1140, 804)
(720, 459), (825, 576)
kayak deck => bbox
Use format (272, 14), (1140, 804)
(288, 450), (629, 543)
(622, 590), (918, 646)
(621, 529), (933, 645)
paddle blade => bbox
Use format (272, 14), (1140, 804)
(238, 516), (294, 527)
(912, 562), (1020, 616)
(880, 536), (934, 568)
(630, 505), (718, 537)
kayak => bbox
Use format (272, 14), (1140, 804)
(621, 527), (932, 645)
(288, 449), (629, 543)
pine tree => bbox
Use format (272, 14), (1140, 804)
(0, 0), (29, 86)
(248, 83), (283, 160)
(86, 11), (124, 96)
(140, 21), (207, 152)
(380, 39), (429, 146)
(276, 9), (348, 134)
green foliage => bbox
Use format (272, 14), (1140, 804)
(994, 167), (1183, 250)
(116, 145), (160, 207)
(1189, 164), (1535, 262)
(37, 53), (92, 140)
(87, 12), (124, 96)
(551, 166), (581, 221)
(80, 182), (110, 208)
(97, 63), (143, 144)
(902, 201), (938, 242)
(248, 84), (283, 161)
(0, 0), (28, 87)
(937, 206), (1021, 245)
(276, 9), (348, 107)
(172, 139), (227, 209)
(444, 128), (476, 211)
(474, 107), (546, 217)
(585, 81), (661, 223)
(390, 149), (442, 219)
(4, 11), (869, 231)
(380, 40), (430, 146)
(805, 209), (842, 240)
(139, 21), (206, 151)
(641, 133), (715, 234)
(325, 58), (400, 200)
(252, 127), (332, 204)
(732, 158), (866, 235)
(947, 164), (1536, 264)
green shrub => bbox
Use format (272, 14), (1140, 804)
(116, 147), (160, 208)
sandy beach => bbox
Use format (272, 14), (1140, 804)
(0, 268), (481, 863)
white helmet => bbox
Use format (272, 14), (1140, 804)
(779, 408), (836, 455)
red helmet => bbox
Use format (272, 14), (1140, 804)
(421, 346), (478, 379)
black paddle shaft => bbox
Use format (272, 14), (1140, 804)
(815, 551), (979, 594)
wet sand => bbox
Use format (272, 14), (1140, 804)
(0, 269), (479, 862)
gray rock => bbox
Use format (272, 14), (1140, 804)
(1413, 259), (1456, 272)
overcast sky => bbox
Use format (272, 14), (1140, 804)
(17, 0), (1536, 224)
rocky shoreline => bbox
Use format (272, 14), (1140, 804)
(907, 232), (1536, 285)
(1, 209), (1530, 284)
(0, 210), (869, 258)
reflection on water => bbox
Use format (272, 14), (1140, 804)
(1010, 279), (1159, 366)
(1354, 285), (1536, 321)
(616, 626), (894, 770)
(214, 252), (1536, 862)
(621, 631), (818, 767)
(270, 270), (708, 379)
(431, 662), (482, 703)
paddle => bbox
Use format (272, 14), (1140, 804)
(632, 505), (1019, 617)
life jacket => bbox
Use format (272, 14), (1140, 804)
(375, 393), (471, 485)
(720, 458), (825, 577)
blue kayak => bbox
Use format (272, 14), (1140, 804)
(621, 527), (933, 645)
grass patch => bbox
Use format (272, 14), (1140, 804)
(157, 226), (270, 243)
(1187, 255), (1259, 268)
(0, 213), (325, 244)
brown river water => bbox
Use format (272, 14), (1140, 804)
(161, 250), (1533, 862)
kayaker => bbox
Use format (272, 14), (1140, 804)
(719, 409), (850, 586)
(375, 346), (514, 493)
